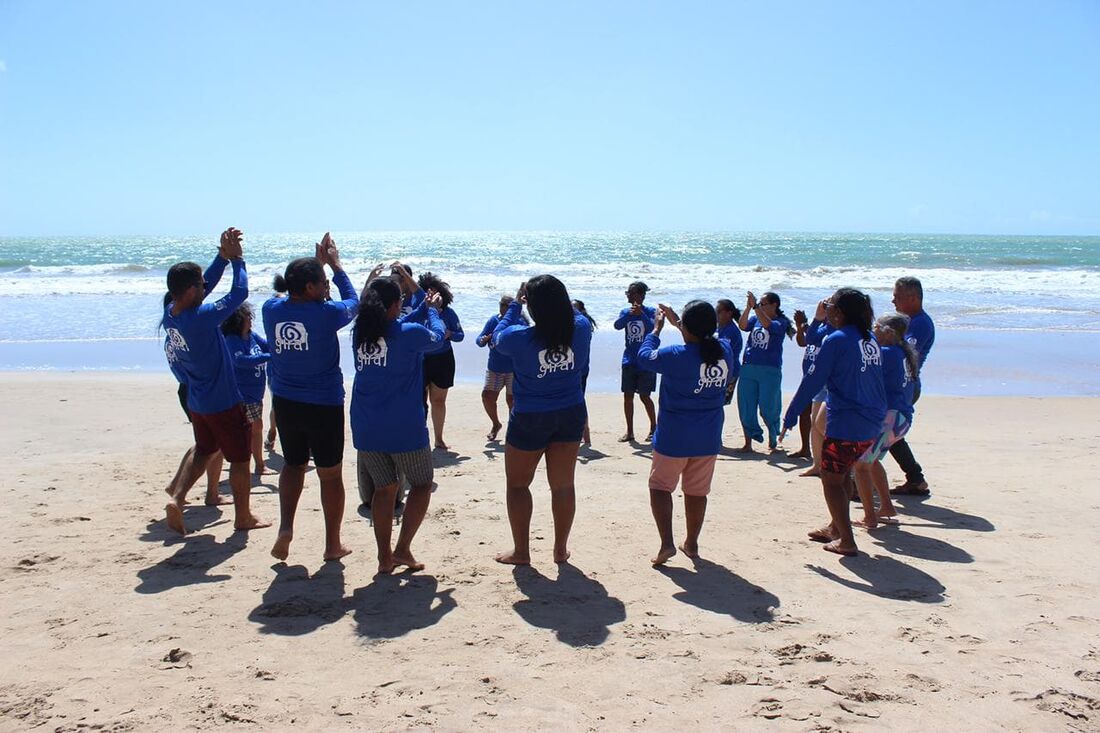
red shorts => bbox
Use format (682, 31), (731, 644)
(191, 404), (251, 463)
(821, 437), (875, 475)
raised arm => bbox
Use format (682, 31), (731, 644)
(738, 292), (755, 331)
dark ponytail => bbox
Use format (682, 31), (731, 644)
(717, 298), (741, 322)
(525, 275), (574, 357)
(878, 312), (920, 381)
(354, 277), (402, 348)
(272, 274), (288, 294)
(682, 300), (722, 367)
(833, 287), (874, 340)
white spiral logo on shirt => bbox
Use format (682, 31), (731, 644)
(275, 321), (309, 353)
(860, 338), (882, 372)
(537, 347), (575, 378)
(626, 320), (645, 343)
(356, 338), (388, 370)
(695, 361), (729, 394)
(751, 328), (770, 349)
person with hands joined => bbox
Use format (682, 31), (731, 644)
(794, 298), (834, 477)
(614, 281), (658, 443)
(737, 290), (794, 452)
(491, 276), (593, 566)
(161, 227), (269, 535)
(477, 295), (525, 442)
(264, 233), (359, 563)
(779, 288), (886, 558)
(417, 272), (463, 450)
(351, 270), (448, 576)
(638, 301), (735, 566)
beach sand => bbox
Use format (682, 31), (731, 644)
(1, 373), (1098, 730)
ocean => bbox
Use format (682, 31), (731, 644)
(2, 231), (1099, 395)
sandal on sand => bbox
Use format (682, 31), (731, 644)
(823, 543), (858, 557)
(890, 480), (930, 496)
(808, 529), (834, 543)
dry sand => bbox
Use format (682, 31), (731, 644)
(1, 373), (1098, 731)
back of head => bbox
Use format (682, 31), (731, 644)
(221, 302), (254, 336)
(682, 300), (723, 366)
(354, 277), (402, 348)
(282, 257), (325, 296)
(833, 287), (874, 340)
(716, 298), (741, 322)
(166, 262), (203, 299)
(418, 272), (454, 308)
(763, 291), (794, 337)
(572, 299), (597, 330)
(526, 275), (575, 356)
(878, 312), (919, 379)
(272, 274), (289, 294)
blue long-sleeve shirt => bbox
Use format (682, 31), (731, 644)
(263, 269), (359, 406)
(801, 320), (832, 376)
(424, 306), (464, 355)
(225, 332), (271, 403)
(614, 305), (656, 366)
(743, 315), (790, 369)
(478, 314), (516, 373)
(716, 322), (743, 381)
(638, 333), (735, 457)
(162, 258), (249, 414)
(783, 324), (887, 442)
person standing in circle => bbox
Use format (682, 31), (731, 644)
(491, 276), (593, 566)
(715, 298), (743, 407)
(264, 233), (359, 563)
(736, 290), (794, 452)
(418, 272), (463, 450)
(477, 295), (525, 442)
(614, 281), (657, 443)
(888, 276), (936, 497)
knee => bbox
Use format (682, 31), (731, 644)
(549, 484), (575, 496)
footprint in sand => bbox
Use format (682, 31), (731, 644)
(1016, 688), (1099, 724)
(14, 553), (60, 570)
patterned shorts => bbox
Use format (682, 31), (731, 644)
(242, 401), (264, 424)
(357, 447), (434, 489)
(483, 370), (514, 395)
(821, 437), (875, 475)
(860, 410), (910, 464)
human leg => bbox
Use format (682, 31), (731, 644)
(496, 444), (542, 564)
(791, 404), (813, 459)
(317, 464), (351, 561)
(204, 451), (225, 504)
(429, 384), (449, 449)
(392, 448), (435, 570)
(758, 366), (783, 449)
(736, 366), (763, 450)
(544, 440), (580, 563)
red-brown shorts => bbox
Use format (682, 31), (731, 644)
(821, 437), (875, 475)
(191, 404), (251, 463)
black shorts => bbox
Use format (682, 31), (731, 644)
(272, 395), (345, 468)
(423, 349), (456, 389)
(177, 383), (192, 422)
(507, 403), (587, 451)
(621, 364), (656, 395)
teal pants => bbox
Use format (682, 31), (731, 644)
(737, 363), (782, 446)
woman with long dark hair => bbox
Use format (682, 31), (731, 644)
(491, 275), (593, 565)
(737, 290), (794, 452)
(263, 233), (359, 562)
(638, 300), (735, 565)
(781, 287), (886, 557)
(351, 275), (447, 575)
(221, 302), (272, 477)
(417, 272), (463, 450)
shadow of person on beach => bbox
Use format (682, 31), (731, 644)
(578, 446), (610, 464)
(134, 532), (247, 594)
(350, 573), (457, 639)
(870, 528), (974, 563)
(433, 450), (471, 468)
(138, 507), (230, 543)
(893, 497), (995, 532)
(511, 564), (626, 647)
(247, 561), (348, 636)
(630, 443), (654, 459)
(807, 554), (945, 603)
(657, 557), (779, 623)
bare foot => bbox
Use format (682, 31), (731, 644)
(652, 546), (676, 565)
(734, 444), (755, 454)
(823, 540), (857, 557)
(807, 526), (836, 543)
(324, 545), (353, 561)
(495, 550), (531, 565)
(679, 541), (699, 558)
(853, 516), (879, 530)
(799, 467), (821, 477)
(270, 532), (293, 561)
(393, 552), (425, 571)
(554, 548), (571, 563)
(618, 433), (634, 443)
(205, 494), (233, 506)
(487, 423), (502, 441)
(434, 441), (449, 451)
(377, 554), (395, 575)
(234, 515), (271, 531)
(165, 502), (186, 535)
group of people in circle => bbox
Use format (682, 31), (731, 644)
(161, 229), (935, 573)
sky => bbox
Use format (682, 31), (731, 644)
(0, 0), (1098, 236)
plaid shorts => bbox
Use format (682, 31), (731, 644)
(357, 447), (434, 489)
(483, 370), (514, 395)
(242, 401), (264, 424)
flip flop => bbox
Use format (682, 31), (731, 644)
(808, 529), (834, 543)
(890, 484), (930, 496)
(823, 543), (858, 557)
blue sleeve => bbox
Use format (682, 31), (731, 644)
(492, 301), (527, 356)
(636, 333), (669, 373)
(324, 270), (359, 328)
(768, 317), (789, 336)
(445, 309), (464, 342)
(399, 298), (429, 325)
(477, 317), (496, 347)
(642, 307), (656, 332)
(202, 255), (229, 296)
(254, 334), (269, 353)
(234, 348), (271, 367)
(196, 258), (248, 326)
(613, 308), (630, 330)
(783, 335), (840, 430)
(804, 321), (829, 347)
(403, 308), (447, 351)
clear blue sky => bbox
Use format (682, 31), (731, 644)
(1, 0), (1097, 236)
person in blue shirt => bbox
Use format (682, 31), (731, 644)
(392, 263), (425, 317)
(418, 272), (464, 450)
(715, 299), (743, 407)
(491, 275), (593, 566)
(221, 303), (272, 477)
(351, 275), (447, 575)
(161, 227), (269, 536)
(794, 299), (833, 477)
(477, 295), (527, 442)
(637, 300), (735, 566)
(854, 312), (921, 528)
(736, 290), (794, 452)
(614, 281), (657, 443)
(780, 288), (887, 558)
(264, 277), (288, 452)
(264, 233), (359, 563)
(889, 276), (936, 497)
(572, 299), (597, 445)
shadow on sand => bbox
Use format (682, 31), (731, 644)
(351, 574), (457, 639)
(657, 557), (779, 623)
(808, 554), (946, 603)
(134, 532), (248, 593)
(511, 563), (626, 647)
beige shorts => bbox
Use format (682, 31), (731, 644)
(648, 452), (717, 497)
